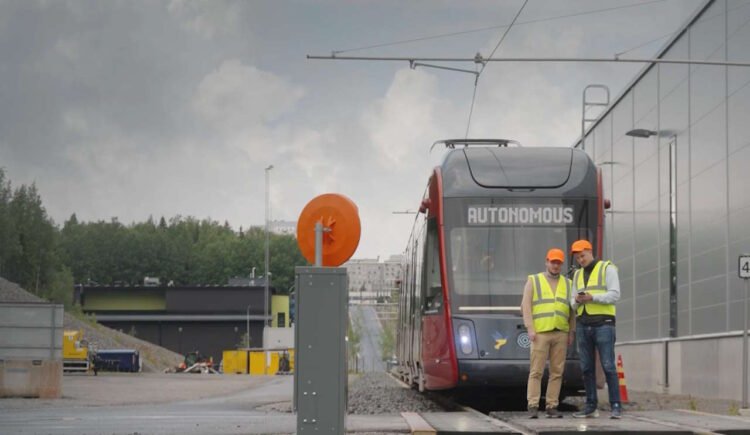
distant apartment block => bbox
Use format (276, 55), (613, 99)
(344, 255), (403, 303)
(270, 220), (296, 236)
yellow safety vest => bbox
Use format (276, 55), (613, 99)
(530, 273), (572, 333)
(574, 260), (616, 316)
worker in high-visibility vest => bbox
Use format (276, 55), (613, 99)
(569, 239), (622, 420)
(521, 248), (575, 419)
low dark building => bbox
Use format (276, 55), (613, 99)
(76, 284), (277, 363)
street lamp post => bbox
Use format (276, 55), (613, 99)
(626, 128), (676, 337)
(251, 304), (252, 349)
(627, 128), (676, 392)
(265, 165), (274, 328)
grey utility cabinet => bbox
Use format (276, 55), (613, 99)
(294, 266), (348, 433)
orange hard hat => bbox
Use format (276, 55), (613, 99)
(570, 239), (593, 253)
(546, 248), (565, 263)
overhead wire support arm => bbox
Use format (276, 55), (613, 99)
(306, 55), (750, 68)
(410, 61), (479, 77)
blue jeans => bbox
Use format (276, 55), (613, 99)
(576, 323), (620, 408)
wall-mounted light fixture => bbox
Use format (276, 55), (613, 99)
(625, 129), (657, 138)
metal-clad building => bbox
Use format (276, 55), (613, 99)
(575, 0), (750, 400)
(78, 285), (277, 363)
(577, 0), (750, 340)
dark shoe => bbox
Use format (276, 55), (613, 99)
(610, 403), (622, 419)
(545, 407), (563, 418)
(528, 405), (539, 419)
(573, 406), (599, 418)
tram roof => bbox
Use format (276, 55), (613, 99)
(439, 146), (595, 197)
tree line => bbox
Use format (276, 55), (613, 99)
(0, 168), (306, 307)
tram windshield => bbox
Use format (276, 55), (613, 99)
(442, 197), (595, 310)
(448, 226), (591, 297)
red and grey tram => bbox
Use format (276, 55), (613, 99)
(395, 139), (603, 394)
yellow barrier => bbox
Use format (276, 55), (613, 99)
(222, 350), (249, 374)
(223, 349), (294, 375)
(249, 351), (266, 375)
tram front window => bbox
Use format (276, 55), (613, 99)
(449, 226), (586, 297)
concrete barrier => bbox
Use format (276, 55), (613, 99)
(0, 360), (62, 398)
(616, 331), (749, 401)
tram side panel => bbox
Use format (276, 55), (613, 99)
(396, 208), (427, 386)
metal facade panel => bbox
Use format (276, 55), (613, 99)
(164, 287), (266, 314)
(84, 289), (166, 311)
(295, 267), (347, 434)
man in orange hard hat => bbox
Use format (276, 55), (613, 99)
(521, 248), (575, 419)
(569, 239), (622, 419)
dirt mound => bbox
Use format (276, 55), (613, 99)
(1, 277), (183, 372)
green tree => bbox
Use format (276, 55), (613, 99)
(0, 169), (20, 279)
(45, 266), (75, 306)
(6, 183), (57, 294)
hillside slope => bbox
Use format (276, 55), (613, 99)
(0, 277), (183, 372)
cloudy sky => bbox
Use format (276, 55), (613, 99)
(0, 0), (705, 260)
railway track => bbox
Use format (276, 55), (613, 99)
(387, 372), (750, 434)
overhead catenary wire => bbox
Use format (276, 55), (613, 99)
(464, 67), (480, 138)
(614, 31), (674, 58)
(479, 0), (529, 75)
(331, 0), (668, 55)
(312, 1), (750, 143)
(307, 55), (750, 68)
(614, 0), (750, 58)
(465, 0), (528, 138)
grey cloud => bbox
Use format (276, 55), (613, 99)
(0, 0), (711, 259)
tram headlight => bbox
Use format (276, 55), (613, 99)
(458, 324), (473, 355)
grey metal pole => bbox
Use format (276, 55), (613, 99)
(743, 278), (748, 409)
(315, 221), (323, 267)
(246, 304), (252, 349)
(265, 165), (273, 327)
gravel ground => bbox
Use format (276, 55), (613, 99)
(261, 372), (451, 415)
(347, 372), (449, 415)
(0, 277), (46, 302)
(63, 314), (184, 372)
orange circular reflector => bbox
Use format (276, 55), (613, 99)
(296, 193), (361, 267)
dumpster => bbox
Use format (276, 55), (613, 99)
(94, 349), (140, 372)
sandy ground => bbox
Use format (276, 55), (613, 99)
(0, 372), (274, 409)
(2, 371), (745, 417)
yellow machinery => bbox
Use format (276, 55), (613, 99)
(63, 330), (90, 372)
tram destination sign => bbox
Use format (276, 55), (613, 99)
(467, 205), (574, 226)
(740, 255), (750, 279)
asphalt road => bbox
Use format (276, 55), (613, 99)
(349, 305), (386, 372)
(0, 373), (296, 435)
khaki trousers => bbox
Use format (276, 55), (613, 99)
(526, 330), (568, 409)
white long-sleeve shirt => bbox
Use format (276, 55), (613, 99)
(570, 262), (621, 311)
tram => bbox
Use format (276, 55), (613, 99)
(395, 139), (602, 394)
